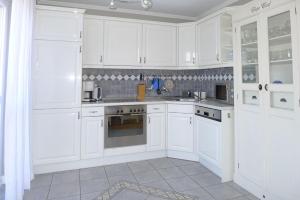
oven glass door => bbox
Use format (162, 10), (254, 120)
(105, 114), (146, 148)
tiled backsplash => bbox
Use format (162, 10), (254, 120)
(82, 67), (234, 104)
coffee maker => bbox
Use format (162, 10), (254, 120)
(82, 81), (96, 102)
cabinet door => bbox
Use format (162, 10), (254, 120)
(32, 40), (81, 109)
(263, 4), (300, 200)
(35, 9), (82, 41)
(235, 16), (266, 189)
(147, 113), (165, 151)
(81, 116), (104, 159)
(104, 21), (142, 66)
(178, 24), (196, 66)
(32, 108), (81, 165)
(143, 24), (177, 66)
(83, 18), (104, 68)
(196, 116), (221, 166)
(167, 113), (193, 152)
(197, 17), (220, 66)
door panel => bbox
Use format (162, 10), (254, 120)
(178, 24), (196, 66)
(197, 17), (219, 65)
(167, 113), (193, 152)
(35, 10), (82, 41)
(147, 113), (165, 151)
(83, 18), (104, 67)
(81, 116), (104, 159)
(143, 24), (177, 66)
(104, 21), (142, 66)
(32, 109), (81, 165)
(32, 40), (81, 109)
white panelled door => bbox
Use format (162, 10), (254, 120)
(197, 16), (220, 66)
(235, 16), (266, 190)
(104, 21), (142, 66)
(35, 9), (83, 42)
(147, 113), (166, 151)
(83, 18), (104, 68)
(143, 24), (177, 66)
(32, 108), (81, 165)
(167, 113), (193, 152)
(178, 24), (196, 67)
(262, 4), (300, 200)
(32, 40), (82, 109)
(81, 116), (104, 159)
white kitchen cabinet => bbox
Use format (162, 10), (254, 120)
(81, 116), (104, 159)
(83, 18), (104, 68)
(234, 1), (300, 199)
(32, 40), (82, 109)
(147, 113), (166, 151)
(143, 24), (177, 66)
(104, 21), (142, 66)
(197, 14), (233, 66)
(167, 113), (193, 152)
(32, 108), (81, 165)
(35, 6), (84, 42)
(178, 23), (196, 67)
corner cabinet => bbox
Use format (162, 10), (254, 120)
(233, 1), (300, 199)
(178, 23), (196, 67)
(142, 24), (177, 67)
(197, 13), (233, 66)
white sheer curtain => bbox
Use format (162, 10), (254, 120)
(4, 0), (34, 199)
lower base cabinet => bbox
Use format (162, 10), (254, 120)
(32, 108), (81, 165)
(167, 113), (194, 152)
(147, 113), (166, 151)
(81, 116), (104, 159)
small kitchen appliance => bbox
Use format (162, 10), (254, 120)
(82, 81), (96, 102)
(215, 84), (228, 102)
(93, 86), (103, 101)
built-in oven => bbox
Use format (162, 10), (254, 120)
(104, 105), (147, 148)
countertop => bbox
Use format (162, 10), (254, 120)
(82, 97), (234, 111)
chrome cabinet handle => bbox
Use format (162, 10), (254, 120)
(144, 57), (146, 64)
(148, 117), (151, 124)
(100, 55), (103, 63)
(190, 117), (192, 125)
(90, 111), (98, 114)
(192, 57), (196, 64)
(264, 84), (268, 91)
(216, 53), (220, 62)
(101, 119), (104, 127)
(259, 84), (263, 91)
(280, 98), (287, 103)
(139, 57), (142, 64)
(252, 96), (257, 100)
(78, 112), (81, 120)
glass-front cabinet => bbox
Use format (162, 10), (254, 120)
(265, 7), (297, 112)
(237, 4), (298, 112)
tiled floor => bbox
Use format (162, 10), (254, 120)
(23, 158), (259, 200)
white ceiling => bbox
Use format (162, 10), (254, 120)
(38, 0), (251, 21)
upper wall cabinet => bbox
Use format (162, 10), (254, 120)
(197, 14), (233, 66)
(35, 7), (84, 42)
(82, 18), (104, 68)
(104, 21), (142, 66)
(178, 23), (196, 67)
(143, 24), (177, 67)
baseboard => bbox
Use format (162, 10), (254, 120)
(167, 150), (199, 161)
(33, 150), (167, 174)
(233, 172), (264, 200)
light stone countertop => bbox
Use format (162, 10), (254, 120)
(82, 97), (234, 111)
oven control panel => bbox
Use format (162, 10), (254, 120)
(105, 105), (146, 115)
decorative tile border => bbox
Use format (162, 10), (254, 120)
(82, 73), (233, 82)
(96, 181), (199, 200)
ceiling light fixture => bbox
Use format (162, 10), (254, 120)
(108, 0), (153, 10)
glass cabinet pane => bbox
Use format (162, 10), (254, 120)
(243, 90), (260, 106)
(241, 22), (259, 83)
(268, 11), (293, 84)
(270, 92), (294, 110)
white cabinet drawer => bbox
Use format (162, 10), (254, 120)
(147, 104), (166, 113)
(243, 90), (260, 106)
(271, 92), (294, 111)
(82, 107), (104, 117)
(167, 104), (194, 114)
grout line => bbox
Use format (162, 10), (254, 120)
(46, 173), (54, 200)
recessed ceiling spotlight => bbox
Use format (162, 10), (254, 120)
(141, 0), (153, 10)
(109, 0), (117, 9)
